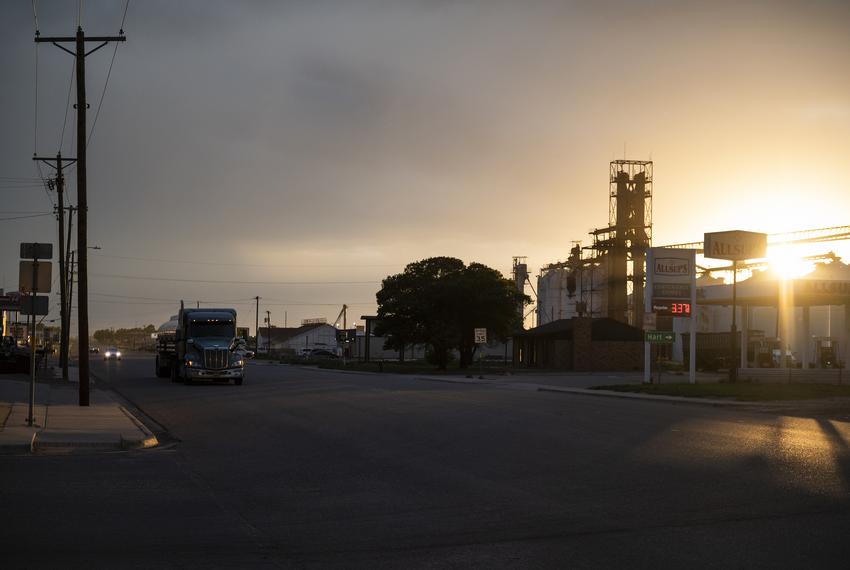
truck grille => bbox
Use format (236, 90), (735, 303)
(204, 348), (228, 370)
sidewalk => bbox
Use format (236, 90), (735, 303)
(0, 364), (158, 454)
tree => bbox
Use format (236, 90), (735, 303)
(375, 257), (529, 370)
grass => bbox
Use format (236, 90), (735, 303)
(590, 382), (850, 401)
(307, 360), (511, 375)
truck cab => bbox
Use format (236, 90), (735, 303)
(167, 308), (247, 385)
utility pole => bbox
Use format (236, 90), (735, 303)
(266, 310), (271, 353)
(37, 27), (126, 406)
(68, 250), (75, 343)
(65, 206), (76, 362)
(32, 153), (76, 381)
(254, 296), (260, 354)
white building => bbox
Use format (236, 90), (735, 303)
(257, 323), (339, 354)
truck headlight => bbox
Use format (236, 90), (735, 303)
(232, 359), (244, 367)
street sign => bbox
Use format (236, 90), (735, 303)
(645, 330), (675, 343)
(19, 261), (52, 293)
(9, 324), (26, 338)
(704, 230), (767, 261)
(20, 295), (49, 316)
(474, 328), (487, 344)
(20, 242), (53, 260)
(0, 293), (22, 311)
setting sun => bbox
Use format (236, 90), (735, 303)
(767, 246), (813, 279)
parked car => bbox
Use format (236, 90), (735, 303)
(103, 347), (122, 361)
(89, 347), (100, 354)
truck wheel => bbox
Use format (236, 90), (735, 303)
(235, 377), (243, 386)
(170, 364), (180, 383)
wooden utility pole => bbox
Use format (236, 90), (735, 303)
(255, 296), (260, 353)
(36, 28), (126, 406)
(32, 153), (76, 381)
(65, 205), (75, 364)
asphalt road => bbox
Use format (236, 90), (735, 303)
(3, 354), (850, 568)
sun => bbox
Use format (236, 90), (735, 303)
(766, 246), (812, 280)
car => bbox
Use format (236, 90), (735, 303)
(103, 347), (122, 361)
(89, 347), (100, 354)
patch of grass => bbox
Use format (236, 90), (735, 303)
(590, 382), (850, 401)
(311, 360), (511, 375)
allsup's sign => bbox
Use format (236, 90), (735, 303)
(703, 230), (767, 261)
(654, 258), (690, 276)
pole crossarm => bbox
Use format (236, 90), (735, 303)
(32, 156), (77, 168)
(36, 35), (127, 43)
(36, 32), (125, 57)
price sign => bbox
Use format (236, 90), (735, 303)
(651, 298), (691, 317)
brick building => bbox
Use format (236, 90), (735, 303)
(513, 317), (643, 371)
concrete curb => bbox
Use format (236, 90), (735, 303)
(118, 405), (160, 449)
(537, 385), (763, 408)
(414, 376), (492, 385)
(0, 433), (37, 455)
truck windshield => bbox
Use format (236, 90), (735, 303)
(190, 320), (235, 338)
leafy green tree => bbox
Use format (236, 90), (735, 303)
(375, 257), (529, 369)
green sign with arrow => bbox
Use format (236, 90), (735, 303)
(645, 330), (675, 344)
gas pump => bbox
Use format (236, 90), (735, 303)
(815, 337), (839, 369)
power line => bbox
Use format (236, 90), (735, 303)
(0, 213), (54, 222)
(92, 253), (400, 269)
(89, 273), (382, 285)
(0, 183), (49, 189)
(32, 3), (39, 155)
(59, 63), (76, 153)
(89, 291), (375, 308)
(91, 292), (182, 302)
(86, 0), (130, 148)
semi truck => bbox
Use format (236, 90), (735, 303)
(155, 306), (248, 385)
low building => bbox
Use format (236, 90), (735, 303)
(257, 323), (338, 354)
(513, 317), (643, 370)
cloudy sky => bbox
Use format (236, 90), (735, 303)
(2, 0), (850, 333)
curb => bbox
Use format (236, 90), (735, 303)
(414, 376), (492, 385)
(0, 433), (37, 455)
(537, 385), (763, 408)
(118, 405), (160, 449)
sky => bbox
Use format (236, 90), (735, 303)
(2, 0), (849, 334)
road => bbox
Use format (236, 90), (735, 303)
(3, 353), (850, 568)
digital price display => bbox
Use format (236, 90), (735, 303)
(651, 299), (692, 317)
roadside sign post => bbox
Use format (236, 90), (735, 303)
(645, 248), (697, 384)
(704, 231), (767, 382)
(645, 331), (675, 384)
(19, 243), (53, 427)
(474, 328), (487, 378)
